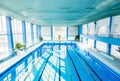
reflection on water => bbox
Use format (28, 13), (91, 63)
(40, 45), (67, 81)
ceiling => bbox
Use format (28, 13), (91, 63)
(0, 0), (120, 26)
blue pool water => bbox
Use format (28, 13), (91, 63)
(0, 42), (120, 81)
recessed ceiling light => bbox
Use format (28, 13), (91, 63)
(30, 18), (35, 20)
(96, 0), (114, 9)
(21, 11), (27, 16)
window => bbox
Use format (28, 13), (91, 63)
(0, 16), (9, 60)
(88, 39), (94, 47)
(88, 22), (95, 35)
(111, 15), (120, 38)
(11, 19), (23, 47)
(82, 24), (88, 35)
(26, 22), (32, 47)
(41, 27), (51, 40)
(53, 26), (66, 40)
(96, 41), (107, 53)
(96, 18), (109, 36)
(33, 25), (37, 44)
(68, 27), (78, 40)
(111, 45), (120, 59)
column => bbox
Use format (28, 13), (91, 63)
(94, 22), (97, 48)
(106, 16), (112, 55)
(51, 26), (53, 40)
(22, 21), (26, 46)
(6, 16), (14, 55)
(66, 26), (68, 40)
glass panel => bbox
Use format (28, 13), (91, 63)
(0, 16), (2, 32)
(2, 16), (7, 34)
(0, 16), (9, 60)
(96, 41), (107, 53)
(111, 15), (120, 38)
(41, 27), (51, 36)
(96, 17), (109, 37)
(53, 26), (66, 40)
(88, 39), (94, 47)
(33, 25), (37, 43)
(111, 45), (120, 59)
(26, 22), (32, 47)
(82, 24), (88, 35)
(26, 34), (32, 47)
(88, 22), (95, 35)
(68, 27), (78, 35)
(11, 19), (23, 47)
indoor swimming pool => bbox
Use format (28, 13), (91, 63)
(0, 0), (120, 81)
(0, 42), (120, 81)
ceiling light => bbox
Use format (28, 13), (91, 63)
(96, 0), (114, 9)
(30, 18), (35, 20)
(21, 11), (28, 16)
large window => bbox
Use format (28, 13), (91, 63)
(11, 19), (23, 47)
(68, 27), (78, 40)
(26, 22), (32, 47)
(96, 18), (109, 37)
(41, 27), (51, 40)
(0, 16), (9, 60)
(33, 25), (37, 43)
(111, 15), (120, 38)
(88, 22), (95, 35)
(53, 26), (66, 40)
(82, 24), (88, 35)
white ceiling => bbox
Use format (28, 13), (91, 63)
(0, 0), (120, 26)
